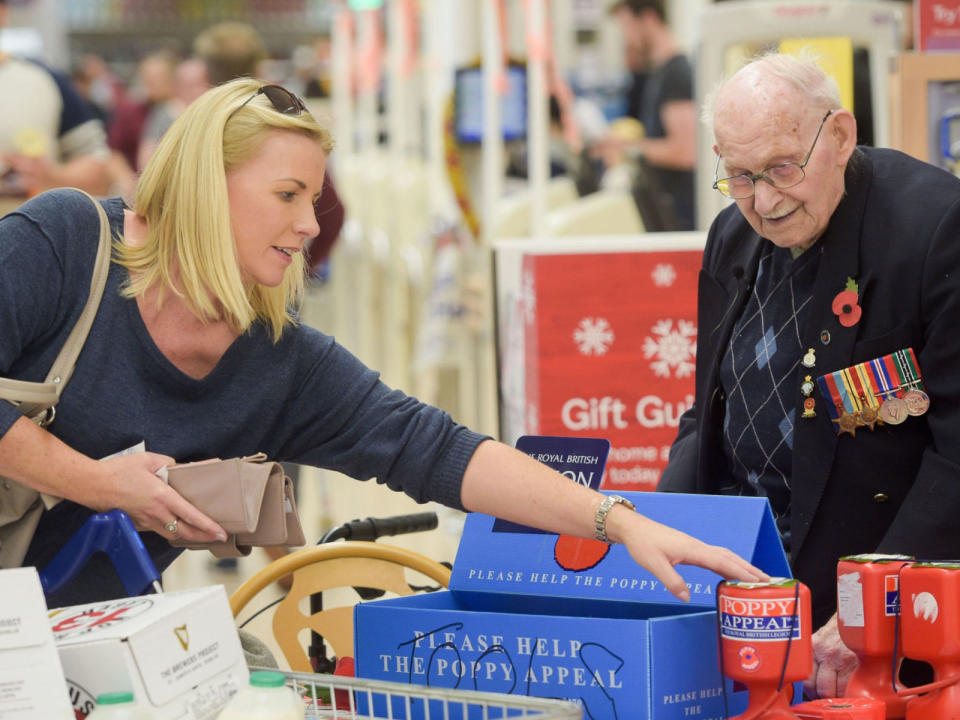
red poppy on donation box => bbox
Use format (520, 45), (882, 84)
(522, 250), (701, 491)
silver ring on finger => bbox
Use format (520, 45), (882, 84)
(164, 519), (179, 535)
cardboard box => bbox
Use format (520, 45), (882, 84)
(0, 568), (73, 720)
(48, 586), (248, 720)
(355, 492), (791, 720)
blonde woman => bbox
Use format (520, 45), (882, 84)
(0, 78), (765, 605)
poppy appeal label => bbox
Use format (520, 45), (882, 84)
(719, 596), (802, 642)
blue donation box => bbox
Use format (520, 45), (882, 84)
(354, 437), (790, 719)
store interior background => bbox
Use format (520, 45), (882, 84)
(3, 0), (951, 665)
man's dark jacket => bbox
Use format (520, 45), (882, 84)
(660, 147), (960, 627)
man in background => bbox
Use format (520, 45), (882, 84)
(193, 20), (268, 87)
(593, 0), (697, 230)
(0, 0), (110, 215)
(137, 57), (211, 170)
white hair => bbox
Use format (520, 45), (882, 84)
(701, 50), (844, 134)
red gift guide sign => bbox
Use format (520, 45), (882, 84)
(916, 0), (960, 51)
(522, 249), (702, 491)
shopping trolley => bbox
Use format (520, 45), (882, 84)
(260, 667), (582, 719)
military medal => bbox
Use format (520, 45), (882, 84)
(868, 355), (901, 424)
(839, 369), (866, 431)
(854, 363), (882, 430)
(835, 411), (859, 436)
(901, 388), (929, 415)
(801, 375), (815, 396)
(880, 354), (907, 424)
(904, 389), (930, 415)
(879, 396), (908, 425)
(846, 365), (878, 431)
(802, 348), (816, 368)
(859, 405), (879, 430)
(896, 348), (930, 416)
(817, 371), (860, 436)
(817, 347), (928, 436)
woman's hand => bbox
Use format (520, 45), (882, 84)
(96, 452), (227, 544)
(606, 504), (769, 601)
(0, 417), (225, 545)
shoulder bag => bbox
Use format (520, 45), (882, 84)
(0, 189), (112, 568)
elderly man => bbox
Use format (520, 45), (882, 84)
(660, 52), (960, 696)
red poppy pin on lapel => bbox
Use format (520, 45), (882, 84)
(832, 277), (861, 327)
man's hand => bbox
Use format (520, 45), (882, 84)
(804, 613), (859, 697)
(589, 135), (633, 168)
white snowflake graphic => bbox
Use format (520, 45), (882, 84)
(573, 317), (615, 356)
(642, 319), (697, 377)
(651, 263), (677, 287)
(520, 268), (536, 325)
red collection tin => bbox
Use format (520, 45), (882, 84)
(899, 562), (960, 720)
(718, 578), (812, 720)
(836, 553), (913, 718)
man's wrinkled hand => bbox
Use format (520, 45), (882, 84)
(805, 613), (859, 698)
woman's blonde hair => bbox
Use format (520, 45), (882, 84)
(116, 77), (334, 342)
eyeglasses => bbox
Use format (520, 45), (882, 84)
(712, 109), (835, 199)
(228, 84), (307, 122)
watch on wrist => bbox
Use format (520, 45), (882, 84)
(594, 494), (636, 543)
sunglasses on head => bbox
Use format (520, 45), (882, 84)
(228, 84), (307, 121)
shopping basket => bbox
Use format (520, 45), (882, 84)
(262, 667), (582, 719)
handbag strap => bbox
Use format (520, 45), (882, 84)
(0, 189), (112, 422)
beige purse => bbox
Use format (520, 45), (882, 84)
(165, 454), (306, 558)
(0, 190), (112, 568)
